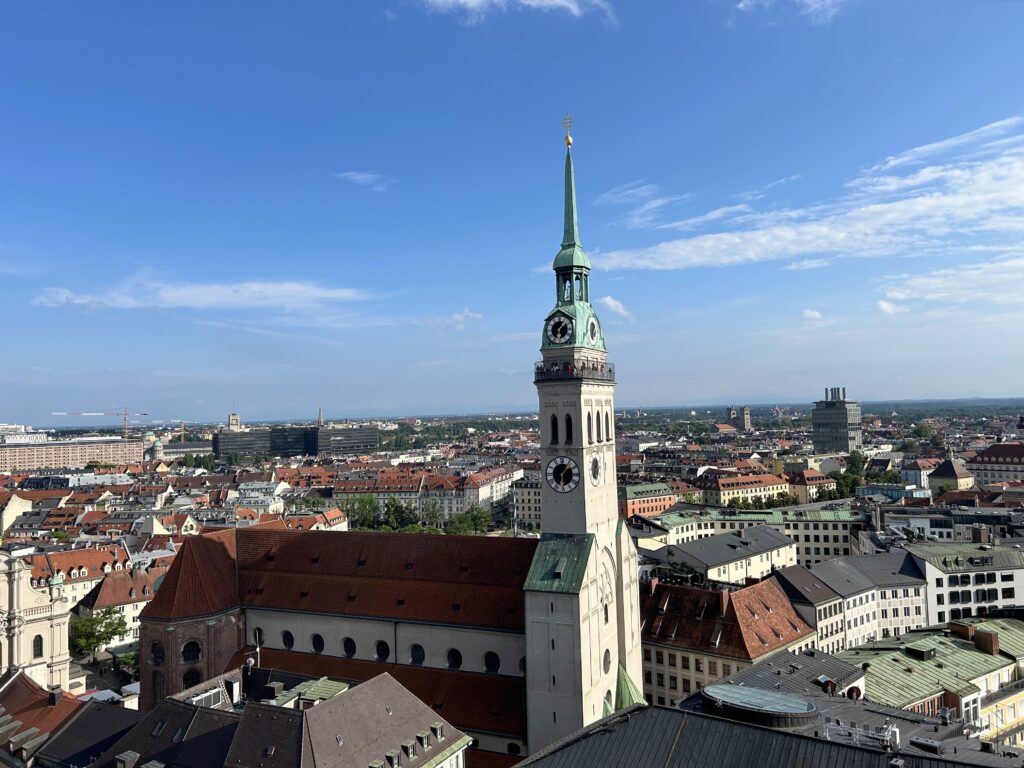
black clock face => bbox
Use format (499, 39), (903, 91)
(546, 316), (573, 344)
(546, 456), (580, 493)
(588, 317), (600, 344)
(590, 455), (602, 485)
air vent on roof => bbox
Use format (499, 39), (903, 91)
(347, 589), (358, 602)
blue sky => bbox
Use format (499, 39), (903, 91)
(3, 0), (1024, 425)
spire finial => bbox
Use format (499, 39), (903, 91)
(562, 113), (574, 149)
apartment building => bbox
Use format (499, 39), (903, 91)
(617, 482), (676, 518)
(513, 474), (543, 530)
(652, 526), (795, 586)
(693, 473), (790, 507)
(0, 439), (144, 473)
(966, 443), (1024, 484)
(772, 566), (846, 655)
(786, 469), (837, 503)
(638, 579), (815, 706)
(903, 541), (1024, 625)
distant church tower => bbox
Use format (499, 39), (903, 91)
(523, 119), (643, 752)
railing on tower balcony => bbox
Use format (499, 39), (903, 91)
(534, 360), (615, 383)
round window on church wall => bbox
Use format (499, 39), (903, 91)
(410, 644), (425, 665)
(343, 637), (357, 658)
(484, 651), (501, 674)
(376, 640), (390, 661)
(282, 631), (294, 650)
(603, 649), (611, 675)
(446, 648), (463, 670)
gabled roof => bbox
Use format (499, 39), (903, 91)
(640, 581), (814, 662)
(225, 648), (527, 738)
(80, 566), (163, 610)
(0, 671), (83, 757)
(93, 698), (240, 768)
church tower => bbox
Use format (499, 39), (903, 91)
(523, 121), (643, 753)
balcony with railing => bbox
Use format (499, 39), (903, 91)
(534, 360), (615, 383)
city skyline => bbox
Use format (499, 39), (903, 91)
(4, 1), (1024, 424)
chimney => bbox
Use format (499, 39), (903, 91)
(720, 588), (730, 618)
(948, 622), (975, 641)
(975, 629), (1000, 656)
(115, 752), (141, 768)
(48, 686), (63, 706)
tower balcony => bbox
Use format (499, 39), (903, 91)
(534, 360), (615, 383)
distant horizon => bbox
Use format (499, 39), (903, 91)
(18, 395), (1024, 431)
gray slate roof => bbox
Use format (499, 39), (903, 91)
(809, 551), (925, 597)
(515, 705), (982, 768)
(720, 648), (864, 694)
(670, 525), (792, 569)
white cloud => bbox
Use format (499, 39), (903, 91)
(597, 295), (635, 322)
(594, 180), (688, 229)
(420, 307), (484, 331)
(736, 175), (801, 202)
(419, 0), (613, 21)
(660, 204), (751, 232)
(33, 279), (369, 312)
(336, 170), (396, 192)
(877, 299), (909, 316)
(801, 308), (824, 322)
(736, 0), (845, 23)
(623, 196), (688, 229)
(783, 258), (830, 271)
(595, 180), (659, 206)
(883, 256), (1024, 306)
(597, 116), (1024, 272)
(868, 116), (1024, 173)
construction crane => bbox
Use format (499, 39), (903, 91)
(51, 408), (148, 440)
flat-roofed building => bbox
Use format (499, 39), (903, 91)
(811, 387), (862, 454)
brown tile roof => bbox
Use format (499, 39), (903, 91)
(971, 442), (1024, 462)
(235, 529), (537, 631)
(640, 580), (814, 662)
(141, 528), (240, 620)
(224, 647), (527, 737)
(80, 567), (163, 610)
(25, 545), (131, 584)
(0, 671), (83, 752)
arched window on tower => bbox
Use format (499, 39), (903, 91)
(575, 276), (582, 300)
(550, 414), (559, 446)
(605, 412), (611, 443)
(587, 413), (593, 445)
(152, 670), (164, 700)
(32, 635), (43, 659)
(596, 414), (602, 443)
(564, 414), (573, 445)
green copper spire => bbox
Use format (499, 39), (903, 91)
(562, 147), (580, 249)
(553, 121), (591, 272)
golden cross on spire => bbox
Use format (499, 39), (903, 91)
(561, 113), (574, 148)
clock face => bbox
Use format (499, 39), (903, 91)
(546, 316), (574, 344)
(588, 316), (600, 344)
(590, 455), (602, 486)
(546, 456), (580, 493)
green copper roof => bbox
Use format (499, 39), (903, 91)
(615, 662), (646, 711)
(837, 631), (1012, 708)
(553, 149), (591, 271)
(524, 533), (595, 594)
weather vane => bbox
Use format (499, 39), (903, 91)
(562, 113), (574, 148)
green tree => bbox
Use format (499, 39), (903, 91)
(344, 495), (381, 530)
(446, 505), (492, 535)
(846, 450), (866, 478)
(421, 500), (445, 530)
(70, 607), (129, 660)
(381, 498), (420, 531)
(50, 529), (70, 541)
(896, 439), (919, 454)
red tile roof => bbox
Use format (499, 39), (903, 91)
(640, 580), (814, 662)
(141, 528), (240, 620)
(224, 647), (526, 737)
(235, 529), (537, 631)
(80, 567), (163, 610)
(0, 671), (83, 750)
